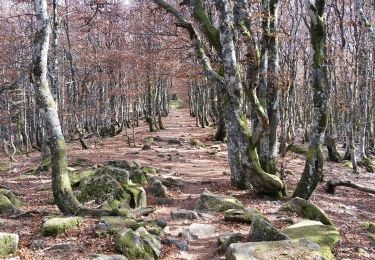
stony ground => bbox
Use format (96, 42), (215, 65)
(1, 105), (375, 260)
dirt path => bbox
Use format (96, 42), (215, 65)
(1, 107), (375, 259)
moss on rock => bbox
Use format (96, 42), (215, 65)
(0, 194), (21, 216)
(282, 220), (340, 260)
(124, 182), (147, 208)
(0, 189), (21, 207)
(289, 144), (308, 155)
(0, 233), (19, 256)
(190, 138), (205, 148)
(95, 216), (139, 237)
(195, 189), (243, 212)
(224, 208), (270, 224)
(282, 197), (333, 225)
(68, 168), (96, 187)
(42, 216), (82, 236)
(0, 162), (10, 173)
(249, 216), (289, 242)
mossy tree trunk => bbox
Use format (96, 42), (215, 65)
(293, 0), (330, 200)
(153, 0), (285, 197)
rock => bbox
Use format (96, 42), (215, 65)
(42, 216), (82, 236)
(368, 222), (375, 234)
(149, 180), (167, 197)
(224, 208), (270, 224)
(78, 175), (130, 207)
(139, 219), (166, 236)
(30, 240), (44, 250)
(0, 162), (10, 172)
(95, 166), (130, 184)
(168, 138), (182, 145)
(190, 139), (204, 147)
(188, 223), (216, 238)
(91, 254), (127, 260)
(171, 209), (198, 220)
(142, 144), (152, 150)
(142, 166), (156, 175)
(249, 216), (289, 242)
(282, 197), (333, 225)
(225, 239), (324, 260)
(100, 162), (147, 185)
(95, 217), (139, 237)
(0, 194), (21, 216)
(125, 182), (147, 208)
(178, 230), (198, 241)
(217, 232), (243, 254)
(161, 177), (183, 188)
(44, 242), (74, 251)
(68, 168), (96, 187)
(103, 160), (139, 171)
(162, 236), (189, 251)
(282, 220), (340, 260)
(154, 198), (175, 206)
(0, 189), (21, 207)
(194, 189), (243, 212)
(0, 233), (19, 256)
(115, 227), (161, 259)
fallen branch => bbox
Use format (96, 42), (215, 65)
(326, 178), (375, 195)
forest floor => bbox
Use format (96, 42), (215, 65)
(1, 104), (375, 260)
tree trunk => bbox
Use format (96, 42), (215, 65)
(293, 0), (329, 200)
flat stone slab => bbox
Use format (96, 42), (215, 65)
(188, 223), (216, 238)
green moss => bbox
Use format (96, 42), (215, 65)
(190, 138), (205, 147)
(283, 220), (340, 260)
(224, 208), (270, 224)
(42, 216), (82, 236)
(142, 166), (156, 175)
(68, 168), (96, 187)
(124, 182), (147, 208)
(96, 217), (139, 237)
(0, 233), (19, 256)
(289, 144), (308, 155)
(341, 160), (352, 169)
(0, 162), (10, 173)
(195, 190), (243, 212)
(0, 190), (21, 207)
(169, 99), (182, 109)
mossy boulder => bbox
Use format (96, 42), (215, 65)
(115, 227), (161, 259)
(95, 216), (139, 237)
(103, 160), (139, 171)
(282, 197), (333, 225)
(0, 194), (21, 216)
(0, 189), (21, 207)
(282, 220), (340, 260)
(217, 232), (244, 254)
(99, 163), (147, 185)
(95, 166), (130, 184)
(190, 138), (205, 147)
(0, 162), (10, 173)
(224, 208), (270, 224)
(0, 233), (19, 256)
(68, 168), (96, 187)
(42, 216), (82, 236)
(289, 144), (308, 155)
(149, 180), (167, 197)
(78, 175), (130, 206)
(226, 239), (324, 260)
(194, 189), (243, 212)
(341, 160), (352, 169)
(249, 216), (289, 242)
(125, 182), (147, 208)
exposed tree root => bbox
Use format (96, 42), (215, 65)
(326, 178), (375, 195)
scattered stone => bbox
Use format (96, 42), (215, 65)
(282, 220), (341, 260)
(178, 230), (198, 241)
(225, 239), (324, 260)
(282, 197), (333, 225)
(91, 254), (127, 260)
(190, 139), (204, 147)
(149, 180), (167, 197)
(0, 162), (10, 172)
(161, 177), (183, 188)
(168, 138), (182, 145)
(154, 197), (175, 206)
(249, 216), (289, 242)
(0, 233), (19, 256)
(95, 217), (139, 237)
(194, 189), (243, 212)
(171, 209), (198, 220)
(217, 232), (244, 254)
(142, 144), (152, 150)
(126, 182), (147, 208)
(42, 216), (82, 236)
(224, 208), (270, 224)
(115, 227), (161, 259)
(162, 236), (189, 251)
(78, 175), (130, 207)
(139, 219), (166, 236)
(30, 240), (44, 250)
(0, 194), (22, 216)
(0, 189), (21, 207)
(188, 223), (216, 238)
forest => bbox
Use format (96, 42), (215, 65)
(0, 0), (374, 259)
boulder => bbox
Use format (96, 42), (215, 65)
(142, 144), (152, 150)
(0, 233), (18, 256)
(125, 182), (147, 208)
(194, 190), (243, 212)
(95, 216), (139, 237)
(217, 232), (244, 254)
(188, 223), (216, 238)
(171, 209), (198, 220)
(224, 208), (270, 224)
(190, 139), (205, 147)
(78, 175), (130, 207)
(100, 162), (147, 185)
(149, 180), (167, 197)
(282, 197), (333, 225)
(178, 230), (198, 241)
(282, 220), (340, 260)
(289, 144), (308, 155)
(95, 166), (130, 184)
(0, 162), (10, 172)
(0, 189), (21, 207)
(162, 236), (189, 251)
(115, 227), (161, 259)
(91, 254), (127, 260)
(138, 219), (166, 236)
(42, 216), (82, 236)
(161, 177), (183, 188)
(248, 216), (289, 242)
(0, 194), (21, 216)
(68, 168), (96, 187)
(225, 239), (324, 260)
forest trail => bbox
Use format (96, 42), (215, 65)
(1, 106), (375, 259)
